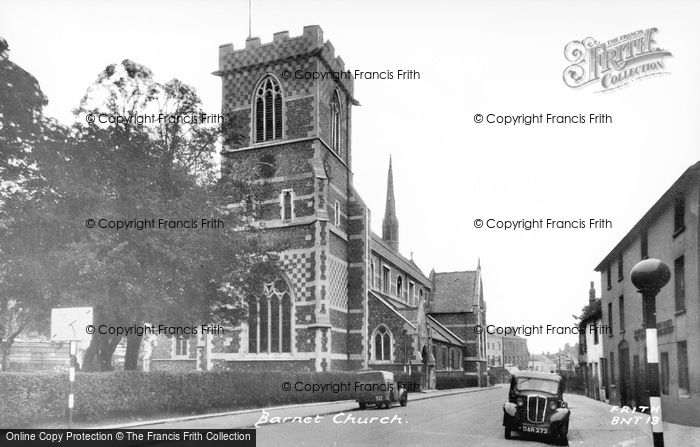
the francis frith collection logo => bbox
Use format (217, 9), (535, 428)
(563, 27), (672, 92)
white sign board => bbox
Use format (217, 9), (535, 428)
(51, 307), (93, 342)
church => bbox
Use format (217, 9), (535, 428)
(150, 25), (487, 387)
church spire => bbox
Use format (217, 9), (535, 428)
(382, 156), (399, 251)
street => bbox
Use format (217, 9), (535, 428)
(257, 386), (572, 447)
(135, 385), (700, 447)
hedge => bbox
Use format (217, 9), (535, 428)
(435, 375), (479, 390)
(0, 370), (421, 427)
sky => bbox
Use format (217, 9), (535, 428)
(2, 0), (699, 354)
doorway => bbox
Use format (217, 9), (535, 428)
(618, 341), (631, 407)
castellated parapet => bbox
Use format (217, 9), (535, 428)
(215, 25), (353, 96)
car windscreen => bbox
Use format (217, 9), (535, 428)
(515, 377), (559, 394)
(357, 372), (385, 383)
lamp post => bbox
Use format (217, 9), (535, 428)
(630, 259), (671, 447)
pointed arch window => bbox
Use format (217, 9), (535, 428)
(330, 91), (341, 155)
(373, 325), (392, 361)
(254, 76), (283, 143)
(248, 276), (293, 354)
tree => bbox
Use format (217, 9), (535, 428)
(72, 60), (281, 371)
(1, 56), (283, 372)
(0, 42), (71, 370)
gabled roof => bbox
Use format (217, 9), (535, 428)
(372, 289), (420, 322)
(427, 315), (465, 346)
(371, 232), (430, 286)
(430, 270), (479, 313)
(531, 354), (556, 363)
(369, 291), (416, 329)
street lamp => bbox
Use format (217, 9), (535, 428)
(630, 258), (671, 447)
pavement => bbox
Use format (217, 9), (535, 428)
(565, 392), (700, 447)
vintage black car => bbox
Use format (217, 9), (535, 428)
(503, 371), (570, 445)
(355, 370), (408, 409)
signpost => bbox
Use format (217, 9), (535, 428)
(50, 307), (93, 428)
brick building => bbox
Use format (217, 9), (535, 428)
(503, 335), (529, 370)
(148, 26), (480, 386)
(594, 161), (700, 426)
(430, 267), (488, 386)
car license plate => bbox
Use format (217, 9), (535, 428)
(521, 425), (549, 435)
(375, 396), (383, 402)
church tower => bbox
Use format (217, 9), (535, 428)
(214, 26), (361, 372)
(382, 157), (399, 251)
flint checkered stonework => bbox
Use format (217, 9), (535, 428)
(281, 251), (313, 301)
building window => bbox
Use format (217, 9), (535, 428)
(382, 266), (390, 294)
(617, 253), (623, 282)
(606, 266), (612, 290)
(601, 358), (608, 389)
(281, 189), (293, 221)
(673, 194), (685, 234)
(408, 282), (415, 305)
(373, 326), (392, 361)
(248, 277), (293, 354)
(330, 91), (341, 155)
(254, 76), (283, 143)
(674, 256), (685, 312)
(419, 289), (423, 302)
(610, 352), (615, 385)
(370, 260), (375, 289)
(618, 295), (625, 332)
(607, 303), (613, 337)
(442, 346), (448, 369)
(174, 336), (188, 357)
(593, 323), (599, 345)
(640, 230), (648, 260)
(660, 352), (670, 395)
(396, 276), (403, 298)
(678, 341), (689, 395)
(334, 200), (340, 227)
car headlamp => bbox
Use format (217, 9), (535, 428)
(549, 401), (558, 410)
(516, 398), (524, 407)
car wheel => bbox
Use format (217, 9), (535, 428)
(399, 393), (408, 407)
(359, 402), (366, 410)
(384, 400), (392, 409)
(550, 424), (568, 446)
(504, 426), (512, 440)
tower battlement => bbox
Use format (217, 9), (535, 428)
(216, 25), (350, 89)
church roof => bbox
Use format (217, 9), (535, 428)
(370, 232), (430, 286)
(369, 291), (416, 329)
(427, 315), (465, 345)
(430, 270), (479, 313)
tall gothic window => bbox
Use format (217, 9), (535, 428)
(254, 76), (283, 143)
(330, 91), (341, 155)
(248, 276), (293, 354)
(373, 325), (391, 361)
